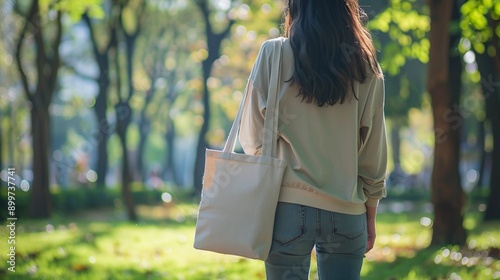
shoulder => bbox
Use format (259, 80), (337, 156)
(250, 37), (290, 88)
(258, 37), (288, 57)
(357, 65), (385, 107)
(363, 62), (384, 81)
(361, 64), (385, 94)
(250, 37), (286, 79)
(262, 36), (287, 47)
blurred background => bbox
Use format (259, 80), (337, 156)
(0, 0), (499, 279)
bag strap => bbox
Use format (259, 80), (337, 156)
(261, 40), (282, 157)
(223, 38), (283, 157)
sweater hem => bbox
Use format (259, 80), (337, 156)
(278, 186), (367, 215)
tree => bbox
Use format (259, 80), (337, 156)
(14, 0), (62, 218)
(192, 0), (235, 195)
(163, 83), (181, 185)
(82, 3), (118, 188)
(136, 55), (161, 183)
(112, 0), (147, 221)
(366, 0), (428, 178)
(461, 0), (500, 221)
(190, 0), (284, 194)
(476, 49), (500, 221)
(426, 0), (467, 245)
(135, 2), (181, 184)
(14, 0), (103, 218)
(0, 120), (3, 171)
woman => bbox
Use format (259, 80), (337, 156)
(239, 0), (387, 279)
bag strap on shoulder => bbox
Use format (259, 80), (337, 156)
(223, 38), (284, 157)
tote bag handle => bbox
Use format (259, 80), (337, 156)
(223, 39), (283, 158)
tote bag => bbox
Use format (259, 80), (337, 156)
(193, 39), (286, 260)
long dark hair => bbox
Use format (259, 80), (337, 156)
(284, 0), (382, 107)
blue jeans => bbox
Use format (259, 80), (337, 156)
(265, 202), (367, 280)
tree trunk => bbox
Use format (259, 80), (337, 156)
(82, 13), (116, 188)
(193, 68), (211, 195)
(28, 104), (52, 218)
(136, 117), (150, 183)
(15, 1), (62, 219)
(474, 120), (486, 190)
(391, 121), (401, 169)
(112, 1), (144, 220)
(193, 0), (235, 195)
(94, 88), (110, 188)
(485, 107), (500, 220)
(165, 117), (179, 185)
(116, 102), (137, 221)
(475, 34), (500, 220)
(6, 111), (14, 166)
(7, 110), (12, 166)
(15, 106), (24, 176)
(389, 119), (406, 187)
(94, 93), (109, 189)
(0, 121), (3, 170)
(136, 79), (156, 183)
(427, 0), (467, 245)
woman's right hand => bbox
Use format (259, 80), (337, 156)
(365, 206), (377, 253)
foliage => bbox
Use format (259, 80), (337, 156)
(208, 0), (283, 147)
(49, 0), (104, 21)
(365, 0), (429, 138)
(460, 0), (500, 54)
(459, 0), (500, 86)
(367, 0), (430, 75)
(0, 202), (499, 279)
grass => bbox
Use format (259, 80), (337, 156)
(0, 199), (499, 280)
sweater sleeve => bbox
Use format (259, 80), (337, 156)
(358, 77), (388, 207)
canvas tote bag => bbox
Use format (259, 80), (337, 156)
(193, 39), (286, 260)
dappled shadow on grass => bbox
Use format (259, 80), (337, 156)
(361, 209), (500, 280)
(0, 200), (261, 279)
(363, 244), (500, 280)
(1, 214), (263, 279)
(1, 265), (172, 280)
(0, 202), (263, 279)
(4, 202), (499, 280)
(0, 204), (201, 279)
(135, 204), (198, 227)
(364, 247), (436, 280)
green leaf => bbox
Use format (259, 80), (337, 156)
(473, 42), (485, 54)
(54, 0), (104, 21)
(122, 6), (138, 34)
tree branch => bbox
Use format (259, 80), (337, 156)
(14, 1), (36, 103)
(62, 60), (98, 81)
(108, 16), (119, 54)
(47, 11), (63, 108)
(222, 18), (236, 39)
(118, 1), (143, 103)
(114, 38), (123, 103)
(133, 0), (147, 38)
(32, 2), (46, 102)
(197, 0), (212, 43)
(82, 13), (103, 60)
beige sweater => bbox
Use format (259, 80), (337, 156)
(240, 37), (387, 215)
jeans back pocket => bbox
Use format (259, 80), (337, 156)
(273, 202), (305, 246)
(332, 212), (366, 240)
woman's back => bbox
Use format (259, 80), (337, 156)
(241, 38), (386, 214)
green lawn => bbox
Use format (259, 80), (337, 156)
(1, 201), (499, 280)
